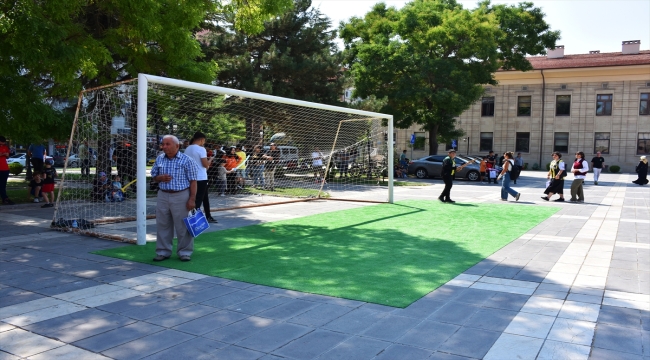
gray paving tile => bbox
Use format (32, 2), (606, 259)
(593, 323), (644, 355)
(140, 336), (227, 360)
(72, 321), (166, 352)
(33, 279), (103, 296)
(221, 280), (255, 289)
(273, 329), (349, 359)
(485, 265), (522, 279)
(288, 303), (353, 327)
(149, 281), (221, 302)
(464, 308), (518, 332)
(95, 294), (163, 314)
(0, 289), (44, 307)
(256, 299), (318, 321)
(482, 292), (530, 311)
(93, 270), (154, 284)
(429, 351), (480, 360)
(201, 290), (263, 309)
(533, 289), (568, 300)
(227, 294), (292, 315)
(101, 329), (195, 360)
(390, 298), (445, 319)
(0, 350), (21, 360)
(423, 285), (466, 302)
(22, 308), (113, 333)
(437, 327), (500, 358)
(317, 336), (389, 360)
(396, 320), (459, 350)
(120, 300), (191, 320)
(373, 344), (433, 360)
(200, 345), (265, 360)
(236, 322), (312, 353)
(322, 308), (388, 334)
(428, 301), (480, 325)
(172, 310), (248, 335)
(598, 306), (643, 329)
(145, 304), (220, 328)
(203, 316), (275, 343)
(38, 313), (138, 343)
(589, 346), (645, 360)
(362, 315), (421, 341)
(452, 288), (497, 306)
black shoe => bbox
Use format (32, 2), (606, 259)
(540, 196), (549, 201)
(2, 198), (15, 205)
(445, 199), (456, 203)
(554, 198), (565, 202)
(438, 196), (445, 203)
(206, 217), (218, 223)
(153, 255), (170, 262)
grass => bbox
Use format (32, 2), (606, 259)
(94, 200), (558, 307)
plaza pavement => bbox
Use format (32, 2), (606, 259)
(0, 171), (648, 360)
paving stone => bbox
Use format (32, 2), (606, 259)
(373, 344), (433, 360)
(22, 308), (112, 334)
(396, 320), (459, 350)
(22, 344), (109, 360)
(504, 312), (555, 339)
(317, 335), (389, 360)
(33, 279), (104, 297)
(464, 308), (518, 332)
(235, 322), (312, 353)
(322, 308), (388, 334)
(592, 323), (644, 355)
(0, 328), (65, 358)
(482, 292), (529, 311)
(423, 285), (466, 302)
(428, 301), (480, 325)
(558, 300), (601, 322)
(390, 298), (445, 319)
(537, 340), (590, 360)
(485, 265), (522, 279)
(272, 329), (349, 359)
(256, 299), (318, 321)
(140, 336), (227, 360)
(483, 333), (544, 360)
(362, 315), (421, 342)
(201, 290), (263, 309)
(101, 329), (195, 360)
(598, 306), (643, 329)
(547, 318), (596, 346)
(72, 321), (166, 352)
(437, 327), (500, 359)
(533, 289), (568, 300)
(148, 281), (221, 303)
(30, 313), (138, 343)
(288, 303), (352, 327)
(429, 351), (480, 360)
(145, 304), (220, 328)
(172, 310), (248, 336)
(0, 290), (45, 308)
(520, 296), (565, 316)
(95, 294), (163, 314)
(227, 294), (292, 315)
(120, 299), (190, 320)
(589, 347), (645, 360)
(203, 316), (275, 343)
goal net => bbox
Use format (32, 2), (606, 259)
(53, 74), (393, 244)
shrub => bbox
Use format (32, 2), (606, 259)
(546, 162), (551, 171)
(609, 165), (620, 173)
(532, 163), (540, 170)
(8, 162), (23, 175)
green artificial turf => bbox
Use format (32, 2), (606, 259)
(94, 200), (559, 307)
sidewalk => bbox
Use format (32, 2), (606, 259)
(0, 172), (648, 359)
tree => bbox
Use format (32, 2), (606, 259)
(0, 0), (292, 144)
(202, 0), (345, 143)
(340, 0), (559, 154)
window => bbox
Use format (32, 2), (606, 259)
(413, 132), (425, 150)
(556, 95), (571, 116)
(517, 96), (532, 116)
(596, 94), (613, 115)
(594, 132), (610, 154)
(481, 97), (495, 117)
(638, 133), (650, 155)
(515, 132), (530, 153)
(480, 132), (493, 152)
(554, 132), (569, 153)
(640, 93), (649, 115)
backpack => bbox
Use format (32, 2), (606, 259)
(510, 162), (522, 180)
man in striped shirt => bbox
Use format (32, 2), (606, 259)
(151, 135), (199, 262)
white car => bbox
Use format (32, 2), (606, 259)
(66, 154), (97, 167)
(6, 153), (54, 167)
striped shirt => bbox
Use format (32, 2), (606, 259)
(151, 151), (199, 191)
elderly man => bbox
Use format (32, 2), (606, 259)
(150, 135), (199, 262)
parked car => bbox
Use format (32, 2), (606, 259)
(66, 154), (97, 168)
(6, 153), (53, 167)
(408, 155), (481, 181)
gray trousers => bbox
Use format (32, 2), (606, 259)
(156, 189), (194, 257)
(264, 167), (276, 188)
(570, 179), (585, 201)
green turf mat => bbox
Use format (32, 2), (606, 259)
(94, 200), (559, 307)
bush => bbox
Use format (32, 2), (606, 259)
(532, 163), (540, 170)
(546, 163), (551, 171)
(609, 165), (620, 173)
(8, 162), (23, 175)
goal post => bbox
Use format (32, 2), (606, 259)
(55, 74), (394, 245)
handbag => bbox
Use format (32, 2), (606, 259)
(183, 209), (210, 237)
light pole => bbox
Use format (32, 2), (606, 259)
(463, 137), (470, 155)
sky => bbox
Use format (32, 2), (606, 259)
(313, 0), (650, 55)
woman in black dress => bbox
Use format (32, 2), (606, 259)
(633, 156), (648, 185)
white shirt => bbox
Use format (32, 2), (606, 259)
(571, 158), (590, 180)
(312, 151), (323, 167)
(184, 144), (208, 181)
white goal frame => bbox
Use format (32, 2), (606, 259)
(134, 74), (394, 245)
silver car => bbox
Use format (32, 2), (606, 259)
(407, 155), (481, 181)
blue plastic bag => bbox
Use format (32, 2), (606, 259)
(183, 209), (210, 237)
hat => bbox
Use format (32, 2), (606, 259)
(99, 171), (106, 177)
(642, 156), (647, 160)
(45, 159), (54, 165)
(447, 149), (456, 153)
(269, 142), (276, 146)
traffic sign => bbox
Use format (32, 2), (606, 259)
(410, 134), (416, 144)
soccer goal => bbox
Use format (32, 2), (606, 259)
(53, 74), (394, 244)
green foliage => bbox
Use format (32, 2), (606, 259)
(532, 163), (540, 170)
(546, 162), (551, 171)
(8, 162), (24, 176)
(341, 0), (559, 155)
(609, 165), (620, 173)
(1, 0), (291, 142)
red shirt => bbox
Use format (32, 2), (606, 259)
(0, 145), (9, 171)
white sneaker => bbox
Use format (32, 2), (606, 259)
(33, 198), (40, 203)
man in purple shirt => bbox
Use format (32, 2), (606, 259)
(150, 135), (199, 262)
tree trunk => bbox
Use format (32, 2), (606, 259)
(428, 124), (439, 155)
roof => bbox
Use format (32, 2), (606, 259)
(502, 50), (650, 71)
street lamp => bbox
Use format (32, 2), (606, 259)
(463, 137), (470, 155)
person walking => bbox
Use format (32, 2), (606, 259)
(438, 149), (472, 203)
(541, 152), (567, 202)
(497, 152), (521, 202)
(78, 140), (91, 177)
(0, 136), (15, 205)
(150, 135), (199, 262)
(184, 132), (217, 223)
(591, 152), (605, 185)
(570, 151), (589, 203)
(513, 153), (524, 184)
(633, 156), (648, 185)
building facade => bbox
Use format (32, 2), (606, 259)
(394, 41), (650, 172)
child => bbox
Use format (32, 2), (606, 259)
(29, 172), (44, 202)
(111, 175), (124, 202)
(215, 158), (228, 196)
(479, 157), (487, 184)
(41, 159), (57, 208)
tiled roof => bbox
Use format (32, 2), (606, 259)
(501, 50), (650, 71)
